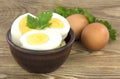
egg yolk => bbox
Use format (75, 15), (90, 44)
(49, 18), (64, 28)
(26, 33), (49, 45)
(19, 17), (32, 34)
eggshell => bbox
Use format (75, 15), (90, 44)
(81, 23), (109, 51)
(67, 14), (89, 40)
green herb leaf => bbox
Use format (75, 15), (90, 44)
(37, 11), (53, 29)
(55, 6), (84, 18)
(55, 6), (68, 18)
(55, 6), (96, 23)
(96, 20), (117, 41)
(84, 10), (96, 23)
(27, 11), (53, 29)
(27, 15), (39, 29)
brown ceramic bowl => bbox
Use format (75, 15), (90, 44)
(6, 29), (75, 73)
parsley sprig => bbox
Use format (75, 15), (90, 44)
(54, 6), (117, 41)
(96, 20), (117, 40)
(27, 11), (53, 29)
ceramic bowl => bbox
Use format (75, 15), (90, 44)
(6, 29), (75, 73)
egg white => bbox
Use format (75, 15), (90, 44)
(11, 13), (36, 46)
(50, 13), (70, 40)
(20, 29), (62, 50)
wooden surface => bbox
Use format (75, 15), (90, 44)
(0, 0), (120, 79)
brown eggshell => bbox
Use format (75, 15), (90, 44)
(81, 23), (109, 51)
(67, 14), (89, 40)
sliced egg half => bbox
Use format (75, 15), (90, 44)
(20, 29), (62, 50)
(49, 13), (70, 40)
(11, 13), (36, 45)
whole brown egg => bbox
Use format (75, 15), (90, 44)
(67, 14), (89, 40)
(81, 23), (109, 51)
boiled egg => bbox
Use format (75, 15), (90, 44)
(49, 13), (70, 40)
(67, 14), (89, 40)
(11, 13), (36, 45)
(81, 23), (109, 51)
(20, 29), (62, 50)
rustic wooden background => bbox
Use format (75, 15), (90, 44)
(0, 0), (120, 79)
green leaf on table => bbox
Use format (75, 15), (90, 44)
(84, 10), (96, 23)
(96, 19), (117, 41)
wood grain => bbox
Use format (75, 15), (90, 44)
(0, 0), (120, 79)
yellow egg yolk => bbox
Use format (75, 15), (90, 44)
(49, 18), (64, 28)
(19, 17), (32, 34)
(26, 33), (49, 45)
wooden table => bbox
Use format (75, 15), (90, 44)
(0, 0), (120, 79)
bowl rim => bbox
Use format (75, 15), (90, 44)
(6, 28), (75, 55)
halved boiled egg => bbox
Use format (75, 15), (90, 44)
(20, 29), (62, 50)
(11, 13), (36, 45)
(49, 13), (70, 40)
